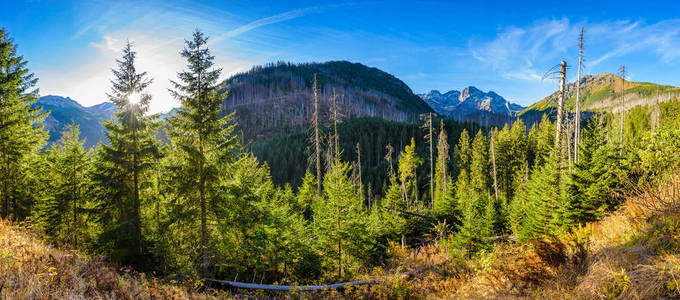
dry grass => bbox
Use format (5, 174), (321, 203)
(363, 175), (680, 299)
(0, 219), (230, 299)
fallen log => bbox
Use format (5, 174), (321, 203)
(206, 269), (418, 291)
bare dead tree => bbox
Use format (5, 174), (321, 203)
(385, 144), (394, 178)
(543, 61), (568, 154)
(356, 142), (363, 198)
(332, 88), (340, 159)
(314, 73), (321, 196)
(619, 65), (626, 150)
(574, 27), (584, 163)
(490, 128), (498, 202)
(421, 112), (434, 204)
(556, 61), (567, 151)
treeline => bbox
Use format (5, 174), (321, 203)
(248, 117), (482, 195)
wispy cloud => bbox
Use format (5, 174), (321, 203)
(211, 6), (324, 45)
(471, 18), (680, 82)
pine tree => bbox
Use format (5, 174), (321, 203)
(470, 130), (489, 198)
(36, 124), (91, 246)
(398, 137), (422, 207)
(94, 41), (161, 267)
(314, 159), (367, 279)
(565, 121), (622, 225)
(296, 170), (317, 220)
(456, 129), (472, 175)
(422, 112), (434, 204)
(0, 29), (48, 219)
(433, 120), (456, 220)
(528, 114), (555, 168)
(167, 30), (238, 276)
(513, 152), (566, 239)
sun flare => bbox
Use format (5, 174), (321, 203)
(128, 92), (142, 105)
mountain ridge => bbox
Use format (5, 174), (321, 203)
(218, 61), (433, 141)
(518, 73), (680, 125)
(418, 86), (525, 126)
(34, 95), (116, 148)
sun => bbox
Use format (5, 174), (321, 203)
(128, 92), (142, 105)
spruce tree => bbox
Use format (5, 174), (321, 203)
(314, 159), (367, 279)
(94, 41), (160, 267)
(456, 129), (472, 175)
(0, 29), (48, 219)
(528, 114), (555, 168)
(167, 30), (238, 276)
(296, 170), (317, 220)
(433, 120), (456, 220)
(36, 124), (91, 246)
(512, 152), (566, 239)
(470, 130), (489, 198)
(565, 122), (622, 225)
(398, 137), (423, 207)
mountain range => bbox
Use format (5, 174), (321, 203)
(35, 63), (680, 147)
(418, 86), (524, 126)
(34, 95), (116, 148)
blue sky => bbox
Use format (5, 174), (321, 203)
(4, 0), (680, 113)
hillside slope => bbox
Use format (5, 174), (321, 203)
(520, 73), (680, 124)
(0, 219), (226, 299)
(219, 61), (433, 141)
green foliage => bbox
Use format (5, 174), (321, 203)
(249, 117), (480, 200)
(565, 119), (624, 225)
(35, 124), (92, 246)
(398, 137), (423, 205)
(528, 114), (555, 168)
(92, 42), (161, 268)
(512, 153), (565, 239)
(433, 121), (457, 221)
(314, 159), (370, 279)
(0, 29), (48, 219)
(165, 30), (238, 276)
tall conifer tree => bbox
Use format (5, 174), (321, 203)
(94, 41), (160, 267)
(0, 29), (48, 219)
(168, 30), (238, 276)
(37, 124), (91, 246)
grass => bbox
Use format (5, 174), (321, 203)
(0, 219), (229, 299)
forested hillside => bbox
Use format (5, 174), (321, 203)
(218, 61), (433, 141)
(248, 117), (482, 194)
(2, 25), (680, 299)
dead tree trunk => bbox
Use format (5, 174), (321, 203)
(425, 113), (434, 205)
(332, 88), (339, 159)
(555, 60), (567, 151)
(314, 74), (321, 196)
(356, 142), (363, 197)
(574, 28), (584, 163)
(619, 65), (626, 151)
(490, 129), (498, 202)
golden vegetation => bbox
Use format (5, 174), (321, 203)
(355, 175), (680, 299)
(0, 219), (228, 299)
